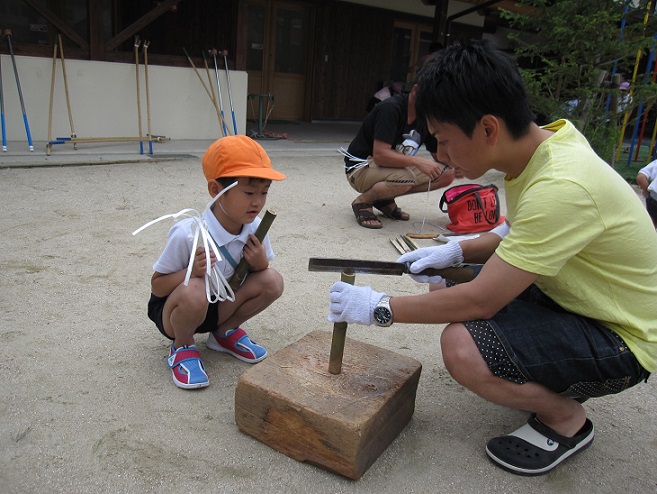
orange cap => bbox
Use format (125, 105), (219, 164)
(201, 135), (286, 182)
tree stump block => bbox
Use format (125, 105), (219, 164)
(234, 330), (422, 479)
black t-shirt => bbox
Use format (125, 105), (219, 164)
(345, 94), (437, 172)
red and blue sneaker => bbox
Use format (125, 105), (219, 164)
(167, 344), (209, 389)
(206, 328), (267, 363)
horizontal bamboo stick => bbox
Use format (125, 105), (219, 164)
(49, 136), (161, 143)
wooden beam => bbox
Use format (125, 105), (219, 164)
(454, 0), (537, 16)
(87, 0), (103, 60)
(433, 0), (449, 46)
(21, 0), (89, 49)
(105, 0), (184, 52)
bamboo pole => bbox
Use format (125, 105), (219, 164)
(47, 38), (57, 151)
(210, 48), (229, 137)
(134, 36), (144, 155)
(58, 35), (76, 142)
(183, 47), (230, 135)
(228, 210), (276, 290)
(203, 51), (216, 102)
(50, 136), (168, 143)
(143, 40), (153, 155)
(328, 271), (356, 375)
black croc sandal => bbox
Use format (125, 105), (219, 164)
(373, 199), (410, 221)
(352, 202), (382, 229)
(485, 414), (595, 476)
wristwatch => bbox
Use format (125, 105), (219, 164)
(373, 296), (393, 327)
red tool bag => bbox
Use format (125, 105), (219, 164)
(439, 184), (505, 233)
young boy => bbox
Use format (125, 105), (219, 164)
(636, 159), (657, 227)
(148, 135), (285, 390)
(328, 42), (656, 475)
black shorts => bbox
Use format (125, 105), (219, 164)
(463, 285), (650, 399)
(147, 294), (219, 340)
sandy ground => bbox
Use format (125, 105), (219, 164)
(1, 145), (656, 494)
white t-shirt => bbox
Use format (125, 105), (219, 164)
(638, 159), (657, 200)
(153, 208), (274, 280)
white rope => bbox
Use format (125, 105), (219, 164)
(419, 176), (433, 233)
(338, 147), (369, 174)
(132, 182), (238, 303)
(416, 157), (449, 235)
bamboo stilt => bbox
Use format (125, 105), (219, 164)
(58, 35), (76, 142)
(143, 40), (153, 155)
(328, 271), (356, 375)
(134, 36), (143, 155)
(228, 210), (276, 290)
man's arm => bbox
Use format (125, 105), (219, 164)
(372, 139), (445, 178)
(459, 228), (507, 263)
(391, 253), (538, 324)
(637, 172), (651, 197)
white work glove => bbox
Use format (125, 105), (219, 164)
(397, 241), (464, 284)
(328, 282), (386, 325)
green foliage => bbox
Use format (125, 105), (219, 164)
(501, 0), (657, 163)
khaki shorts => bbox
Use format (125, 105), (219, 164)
(346, 158), (430, 193)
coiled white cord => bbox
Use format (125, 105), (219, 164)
(339, 148), (369, 174)
(132, 182), (238, 303)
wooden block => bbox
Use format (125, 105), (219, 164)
(235, 330), (422, 479)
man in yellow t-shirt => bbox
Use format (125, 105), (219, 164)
(326, 42), (656, 476)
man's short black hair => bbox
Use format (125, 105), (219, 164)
(415, 41), (535, 139)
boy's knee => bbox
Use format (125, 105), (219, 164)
(174, 279), (209, 313)
(249, 268), (284, 299)
(264, 269), (284, 298)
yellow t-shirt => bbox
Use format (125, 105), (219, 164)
(498, 119), (657, 373)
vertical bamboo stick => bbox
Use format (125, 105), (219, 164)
(328, 270), (356, 375)
(47, 38), (58, 151)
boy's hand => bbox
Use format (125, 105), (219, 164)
(192, 246), (215, 278)
(242, 234), (268, 271)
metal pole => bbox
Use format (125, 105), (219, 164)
(211, 49), (228, 137)
(0, 46), (6, 151)
(222, 50), (238, 135)
(3, 29), (33, 151)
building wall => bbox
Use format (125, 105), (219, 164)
(0, 54), (247, 146)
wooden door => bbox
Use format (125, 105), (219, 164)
(390, 21), (434, 85)
(243, 0), (311, 121)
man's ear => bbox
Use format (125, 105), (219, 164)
(480, 114), (500, 143)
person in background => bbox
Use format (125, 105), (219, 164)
(637, 158), (657, 227)
(343, 73), (455, 229)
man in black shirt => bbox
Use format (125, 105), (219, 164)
(343, 86), (455, 229)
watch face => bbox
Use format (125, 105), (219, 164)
(374, 307), (392, 325)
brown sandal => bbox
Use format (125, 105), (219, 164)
(352, 202), (382, 229)
(373, 199), (410, 221)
